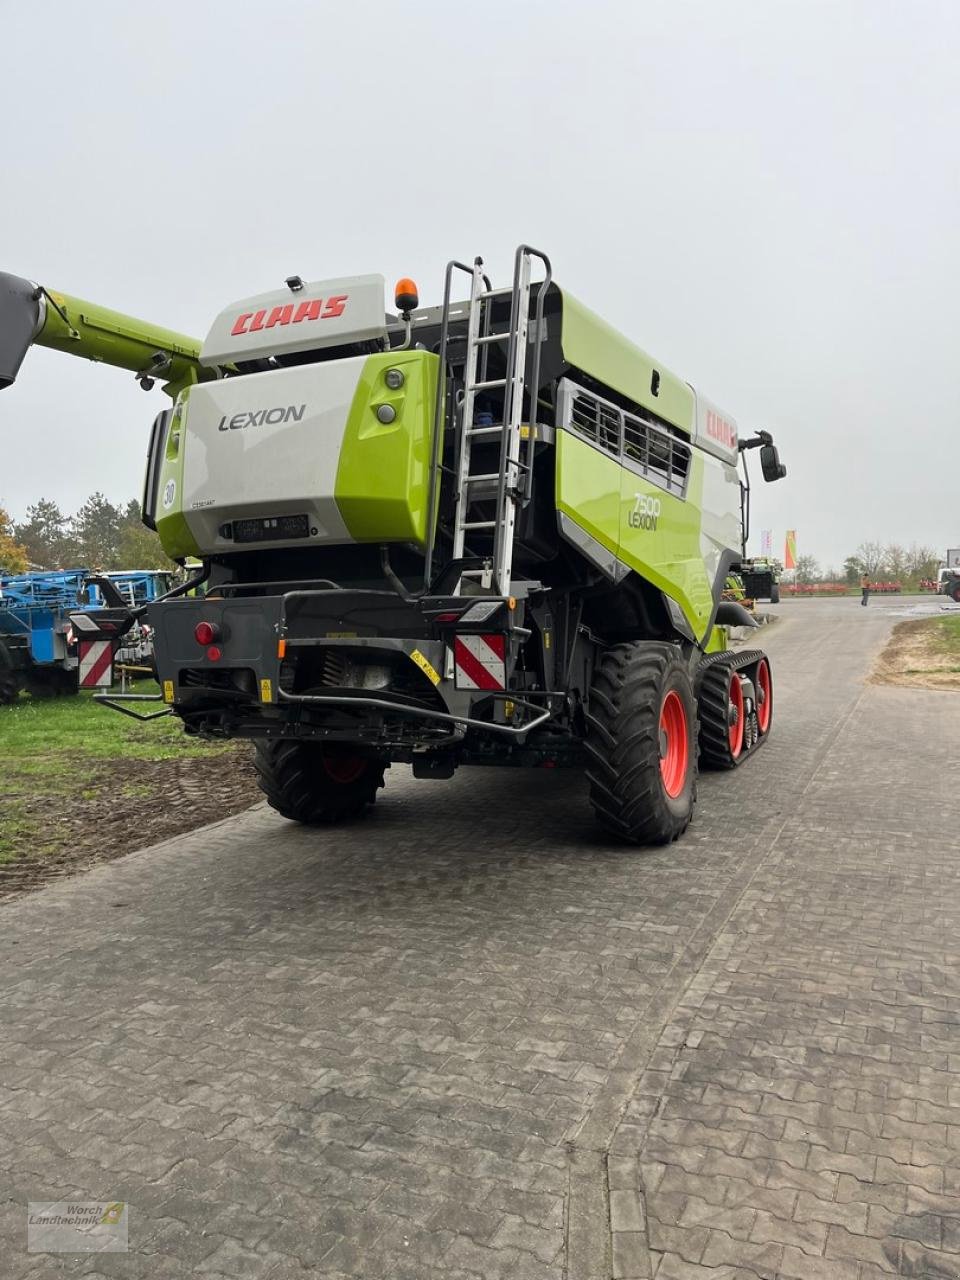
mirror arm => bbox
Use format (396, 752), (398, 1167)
(738, 430), (773, 452)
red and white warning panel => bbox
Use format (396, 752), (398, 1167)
(78, 639), (114, 689)
(453, 634), (506, 691)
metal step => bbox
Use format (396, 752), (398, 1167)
(465, 425), (504, 438)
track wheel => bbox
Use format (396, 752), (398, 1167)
(254, 741), (386, 824)
(755, 657), (773, 737)
(699, 660), (747, 769)
(585, 643), (697, 846)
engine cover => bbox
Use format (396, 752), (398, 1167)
(199, 274), (388, 367)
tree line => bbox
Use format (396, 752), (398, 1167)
(791, 541), (942, 587)
(0, 496), (172, 575)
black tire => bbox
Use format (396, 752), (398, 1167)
(0, 640), (20, 706)
(770, 584), (780, 604)
(585, 642), (698, 846)
(254, 740), (386, 824)
(0, 668), (20, 705)
(952, 584), (960, 604)
(25, 668), (77, 699)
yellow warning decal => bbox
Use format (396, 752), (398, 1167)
(260, 678), (273, 703)
(410, 648), (441, 686)
(162, 680), (174, 703)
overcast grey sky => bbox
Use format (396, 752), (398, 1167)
(2, 0), (957, 569)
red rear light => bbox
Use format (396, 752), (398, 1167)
(206, 645), (222, 662)
(194, 621), (220, 645)
(433, 611), (462, 624)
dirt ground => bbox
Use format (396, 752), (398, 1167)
(0, 746), (260, 904)
(872, 615), (960, 692)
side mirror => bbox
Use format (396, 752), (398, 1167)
(760, 443), (787, 482)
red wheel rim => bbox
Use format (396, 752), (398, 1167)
(728, 672), (745, 758)
(321, 752), (367, 784)
(659, 690), (689, 799)
(756, 658), (772, 734)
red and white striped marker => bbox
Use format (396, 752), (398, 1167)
(453, 634), (506, 691)
(78, 639), (114, 688)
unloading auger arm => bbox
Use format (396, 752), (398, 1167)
(0, 271), (210, 398)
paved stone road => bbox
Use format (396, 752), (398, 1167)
(2, 599), (958, 1279)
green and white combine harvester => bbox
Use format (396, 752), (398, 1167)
(0, 247), (786, 843)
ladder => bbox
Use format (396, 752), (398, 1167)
(449, 245), (551, 597)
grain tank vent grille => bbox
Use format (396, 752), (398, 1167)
(559, 379), (691, 499)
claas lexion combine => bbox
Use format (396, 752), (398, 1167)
(0, 247), (786, 844)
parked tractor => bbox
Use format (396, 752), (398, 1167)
(738, 557), (782, 604)
(0, 248), (786, 842)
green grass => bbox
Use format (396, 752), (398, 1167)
(0, 683), (230, 862)
(928, 615), (960, 659)
(0, 683), (219, 763)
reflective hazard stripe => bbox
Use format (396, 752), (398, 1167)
(78, 640), (113, 688)
(453, 634), (506, 691)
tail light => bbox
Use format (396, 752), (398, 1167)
(194, 621), (220, 646)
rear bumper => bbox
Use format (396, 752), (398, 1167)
(148, 587), (555, 745)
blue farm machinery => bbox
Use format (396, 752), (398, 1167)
(0, 569), (172, 704)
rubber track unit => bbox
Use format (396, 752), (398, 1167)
(697, 647), (770, 770)
(254, 740), (385, 824)
(585, 642), (698, 846)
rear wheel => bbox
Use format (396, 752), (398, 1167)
(585, 643), (698, 846)
(770, 583), (780, 604)
(254, 740), (386, 824)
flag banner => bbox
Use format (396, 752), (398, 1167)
(785, 531), (797, 570)
(760, 529), (773, 557)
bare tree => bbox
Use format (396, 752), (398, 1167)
(853, 541), (887, 577)
(884, 543), (908, 580)
(904, 544), (940, 579)
(794, 554), (821, 585)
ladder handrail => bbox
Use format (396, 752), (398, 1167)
(518, 245), (552, 503)
(423, 258), (490, 591)
(491, 245), (552, 590)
